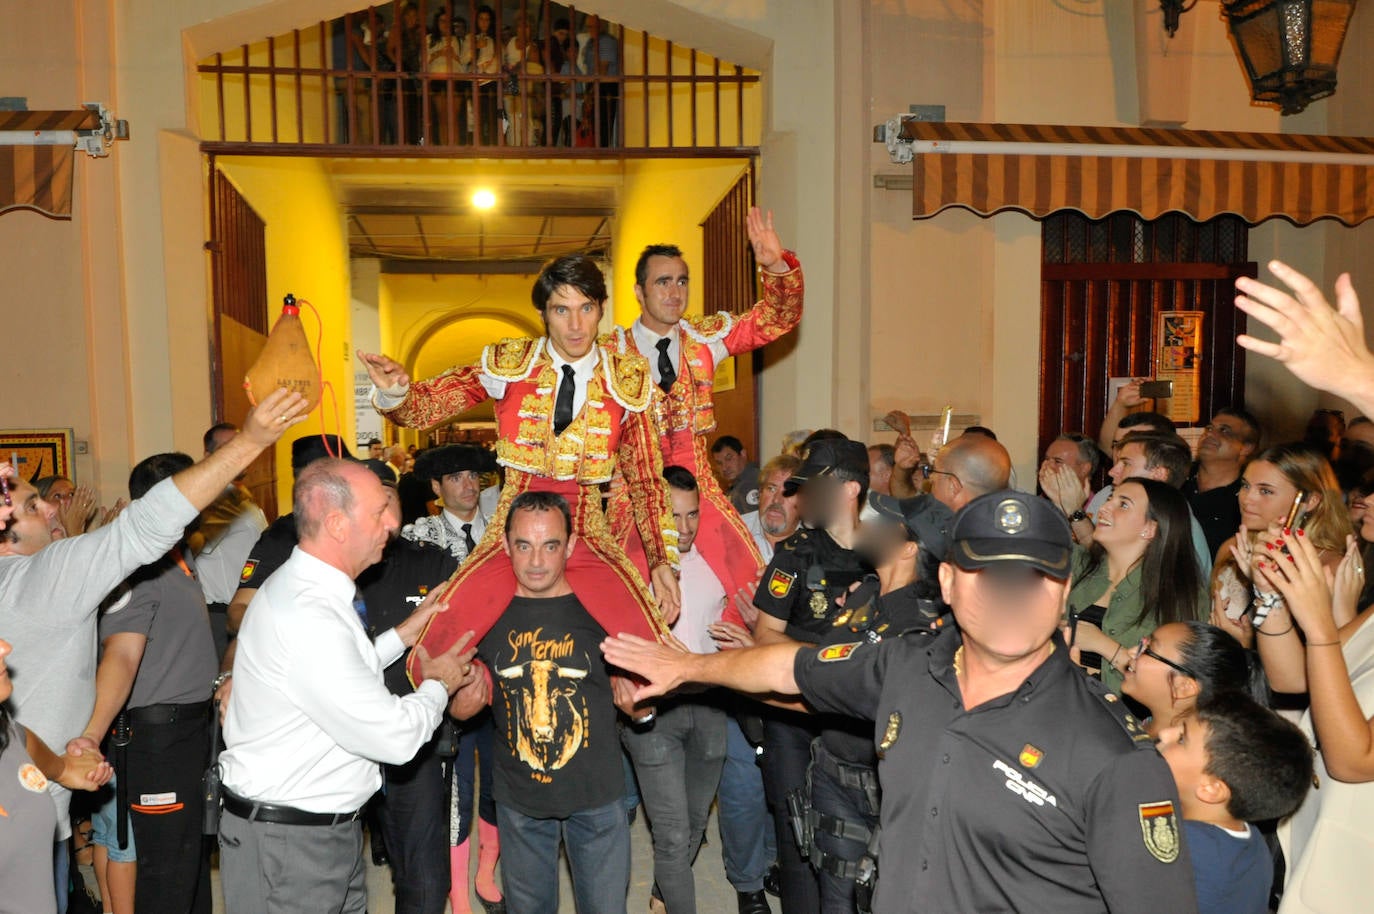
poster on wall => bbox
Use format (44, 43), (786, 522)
(0, 428), (75, 482)
(1155, 311), (1203, 424)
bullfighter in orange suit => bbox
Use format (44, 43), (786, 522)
(358, 255), (681, 684)
(603, 206), (803, 627)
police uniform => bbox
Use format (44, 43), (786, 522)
(791, 491), (1198, 914)
(807, 577), (942, 913)
(752, 438), (874, 914)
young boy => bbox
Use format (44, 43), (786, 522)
(1155, 691), (1314, 914)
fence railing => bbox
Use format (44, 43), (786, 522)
(196, 1), (762, 156)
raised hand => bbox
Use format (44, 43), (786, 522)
(600, 632), (692, 703)
(241, 387), (311, 447)
(1255, 530), (1340, 644)
(1114, 378), (1147, 409)
(358, 350), (411, 396)
(1039, 462), (1087, 514)
(396, 587), (447, 647)
(746, 206), (787, 274)
(59, 485), (98, 535)
(893, 434), (922, 471)
(1236, 262), (1374, 414)
(1331, 535), (1366, 628)
(1210, 573), (1255, 649)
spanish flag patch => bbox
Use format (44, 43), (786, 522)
(817, 642), (860, 663)
(767, 568), (796, 599)
(239, 559), (259, 584)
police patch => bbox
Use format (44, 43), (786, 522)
(996, 498), (1027, 534)
(878, 711), (901, 753)
(1138, 801), (1181, 863)
(817, 641), (861, 663)
(768, 569), (795, 598)
(1019, 744), (1044, 769)
(809, 591), (829, 619)
(239, 559), (259, 584)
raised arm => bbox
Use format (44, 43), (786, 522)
(1098, 379), (1145, 455)
(174, 388), (309, 510)
(714, 209), (803, 356)
(1259, 531), (1374, 782)
(601, 632), (802, 703)
(360, 350), (491, 430)
(1236, 262), (1374, 418)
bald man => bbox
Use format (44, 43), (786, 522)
(891, 434), (1011, 511)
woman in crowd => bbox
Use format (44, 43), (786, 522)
(502, 11), (544, 145)
(460, 5), (501, 145)
(1212, 443), (1354, 647)
(1067, 478), (1207, 694)
(1118, 620), (1265, 736)
(427, 5), (465, 145)
(1254, 528), (1374, 912)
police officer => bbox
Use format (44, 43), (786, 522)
(604, 489), (1199, 914)
(752, 437), (873, 913)
(804, 492), (951, 913)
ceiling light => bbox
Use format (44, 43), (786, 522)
(471, 188), (496, 210)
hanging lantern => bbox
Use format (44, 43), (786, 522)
(1221, 0), (1359, 115)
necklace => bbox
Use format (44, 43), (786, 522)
(952, 645), (964, 677)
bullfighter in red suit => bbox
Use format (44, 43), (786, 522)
(603, 206), (803, 627)
(358, 255), (681, 687)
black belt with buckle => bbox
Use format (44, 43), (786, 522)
(127, 700), (212, 726)
(222, 790), (363, 827)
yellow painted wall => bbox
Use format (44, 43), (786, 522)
(196, 27), (330, 144)
(215, 156), (354, 506)
(611, 158), (751, 326)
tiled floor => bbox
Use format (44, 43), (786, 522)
(209, 805), (745, 913)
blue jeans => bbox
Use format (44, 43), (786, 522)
(622, 701), (727, 914)
(717, 714), (776, 892)
(496, 798), (630, 914)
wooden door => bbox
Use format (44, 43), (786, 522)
(209, 166), (279, 519)
(1038, 213), (1256, 460)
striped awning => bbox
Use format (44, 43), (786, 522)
(0, 110), (99, 219)
(901, 122), (1374, 226)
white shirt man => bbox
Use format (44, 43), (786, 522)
(219, 459), (475, 914)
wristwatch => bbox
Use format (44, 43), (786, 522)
(632, 711), (656, 727)
(1067, 509), (1089, 523)
(212, 671), (233, 692)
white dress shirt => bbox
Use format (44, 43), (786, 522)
(220, 547), (447, 813)
(673, 548), (726, 655)
(742, 511), (777, 563)
(630, 318), (729, 388)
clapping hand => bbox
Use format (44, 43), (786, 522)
(1255, 530), (1341, 645)
(1038, 462), (1088, 515)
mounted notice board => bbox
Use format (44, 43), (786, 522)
(1155, 311), (1203, 424)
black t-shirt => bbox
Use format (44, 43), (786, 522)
(357, 538), (459, 696)
(754, 528), (872, 643)
(793, 629), (1198, 914)
(1182, 471), (1243, 563)
(479, 594), (622, 819)
(237, 513), (298, 590)
(815, 577), (943, 765)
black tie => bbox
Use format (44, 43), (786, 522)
(656, 337), (676, 393)
(462, 522), (476, 555)
(553, 364), (576, 435)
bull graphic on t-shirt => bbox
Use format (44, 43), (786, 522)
(496, 656), (590, 775)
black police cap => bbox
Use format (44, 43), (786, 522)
(783, 438), (870, 495)
(868, 492), (953, 563)
(291, 435), (357, 476)
(948, 489), (1073, 580)
(414, 444), (497, 483)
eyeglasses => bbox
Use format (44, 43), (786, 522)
(919, 465), (961, 485)
(1135, 638), (1198, 679)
